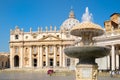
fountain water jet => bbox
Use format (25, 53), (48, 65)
(81, 7), (93, 22)
(64, 7), (110, 80)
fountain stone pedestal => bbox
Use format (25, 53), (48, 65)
(76, 64), (98, 80)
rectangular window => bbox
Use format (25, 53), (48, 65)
(67, 58), (70, 66)
(57, 61), (59, 66)
(33, 46), (37, 54)
(43, 46), (45, 53)
(15, 47), (18, 53)
(43, 61), (46, 66)
(15, 35), (19, 39)
(49, 46), (53, 53)
(57, 46), (59, 53)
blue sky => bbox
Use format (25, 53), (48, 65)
(0, 0), (120, 52)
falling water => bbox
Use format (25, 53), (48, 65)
(81, 7), (93, 22)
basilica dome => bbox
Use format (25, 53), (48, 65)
(61, 10), (80, 31)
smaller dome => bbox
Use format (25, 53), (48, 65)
(61, 10), (80, 31)
(71, 21), (104, 37)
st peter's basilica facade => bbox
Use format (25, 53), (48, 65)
(9, 10), (120, 71)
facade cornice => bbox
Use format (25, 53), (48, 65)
(95, 34), (120, 46)
(9, 39), (74, 46)
(9, 38), (74, 43)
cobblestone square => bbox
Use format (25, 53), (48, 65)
(0, 71), (120, 80)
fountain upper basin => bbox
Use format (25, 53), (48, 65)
(64, 46), (110, 59)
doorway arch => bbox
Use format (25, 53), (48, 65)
(14, 55), (19, 67)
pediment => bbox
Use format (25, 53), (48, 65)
(39, 34), (62, 41)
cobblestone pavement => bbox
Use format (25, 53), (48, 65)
(0, 71), (120, 80)
(98, 76), (120, 80)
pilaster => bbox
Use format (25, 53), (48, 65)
(29, 46), (32, 67)
(59, 45), (62, 67)
(63, 46), (66, 67)
(40, 45), (43, 68)
(54, 45), (56, 67)
(10, 46), (13, 69)
(46, 45), (48, 66)
(37, 46), (40, 67)
(20, 46), (23, 68)
(116, 46), (119, 69)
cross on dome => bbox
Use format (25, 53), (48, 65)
(69, 7), (75, 18)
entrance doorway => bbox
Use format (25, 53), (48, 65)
(14, 55), (19, 67)
(49, 58), (53, 66)
(119, 55), (120, 69)
(110, 56), (112, 70)
(33, 59), (37, 67)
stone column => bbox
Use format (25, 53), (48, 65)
(29, 46), (32, 67)
(20, 46), (23, 68)
(54, 45), (56, 67)
(111, 45), (115, 71)
(37, 46), (40, 68)
(116, 54), (119, 69)
(107, 55), (110, 69)
(59, 45), (62, 67)
(40, 45), (43, 68)
(10, 46), (13, 69)
(63, 46), (66, 67)
(46, 46), (48, 66)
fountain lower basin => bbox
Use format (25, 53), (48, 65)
(64, 46), (110, 64)
(64, 46), (110, 58)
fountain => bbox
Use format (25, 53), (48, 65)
(64, 7), (110, 80)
